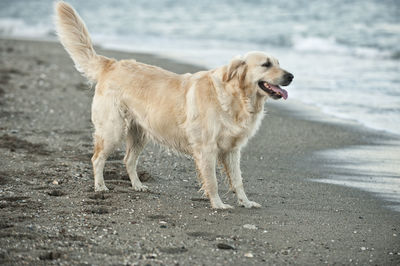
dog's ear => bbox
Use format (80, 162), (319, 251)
(223, 58), (246, 83)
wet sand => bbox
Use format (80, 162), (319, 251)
(0, 37), (399, 265)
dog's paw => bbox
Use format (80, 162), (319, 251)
(239, 200), (262, 208)
(212, 202), (234, 209)
(132, 183), (148, 192)
(95, 185), (109, 192)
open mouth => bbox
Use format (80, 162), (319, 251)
(258, 81), (288, 100)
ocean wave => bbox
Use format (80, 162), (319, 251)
(292, 35), (390, 59)
(0, 18), (53, 38)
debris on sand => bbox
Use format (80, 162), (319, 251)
(217, 243), (235, 250)
(243, 224), (257, 230)
(244, 252), (254, 258)
(47, 190), (65, 197)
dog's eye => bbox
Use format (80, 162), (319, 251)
(262, 61), (272, 68)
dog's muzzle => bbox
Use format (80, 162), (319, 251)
(258, 71), (293, 100)
(258, 81), (288, 100)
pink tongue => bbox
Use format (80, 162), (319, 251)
(269, 84), (288, 100)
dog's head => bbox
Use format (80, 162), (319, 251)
(222, 51), (293, 100)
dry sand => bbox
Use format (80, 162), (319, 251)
(0, 37), (399, 265)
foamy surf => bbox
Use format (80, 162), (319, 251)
(313, 141), (400, 212)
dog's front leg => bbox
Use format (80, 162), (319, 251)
(220, 149), (261, 208)
(194, 147), (233, 209)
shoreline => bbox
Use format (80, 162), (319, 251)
(272, 100), (400, 213)
(1, 37), (399, 265)
(269, 99), (400, 212)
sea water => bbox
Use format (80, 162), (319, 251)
(315, 141), (400, 212)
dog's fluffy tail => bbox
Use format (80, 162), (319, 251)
(55, 1), (111, 81)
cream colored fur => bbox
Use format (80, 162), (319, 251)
(55, 1), (293, 209)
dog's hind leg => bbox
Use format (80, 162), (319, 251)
(124, 123), (149, 191)
(194, 147), (233, 209)
(220, 149), (261, 208)
(91, 131), (121, 192)
(91, 96), (124, 192)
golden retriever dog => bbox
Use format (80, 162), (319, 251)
(55, 2), (293, 209)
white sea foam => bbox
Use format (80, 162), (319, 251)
(292, 35), (390, 59)
(0, 18), (53, 38)
(293, 36), (348, 54)
(314, 141), (400, 212)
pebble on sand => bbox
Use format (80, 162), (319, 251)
(244, 252), (254, 258)
(243, 224), (257, 230)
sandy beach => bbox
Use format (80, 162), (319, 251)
(0, 37), (399, 265)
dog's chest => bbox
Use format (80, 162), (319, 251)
(218, 111), (264, 151)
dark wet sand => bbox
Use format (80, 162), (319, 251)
(0, 37), (399, 265)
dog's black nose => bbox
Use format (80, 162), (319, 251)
(284, 72), (294, 82)
(281, 72), (293, 86)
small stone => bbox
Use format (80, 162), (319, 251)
(88, 193), (106, 200)
(281, 250), (289, 255)
(48, 190), (65, 197)
(244, 252), (254, 258)
(91, 207), (109, 214)
(138, 171), (152, 182)
(39, 251), (62, 260)
(243, 224), (257, 230)
(145, 253), (157, 259)
(52, 180), (59, 185)
(361, 247), (366, 251)
(217, 243), (235, 250)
